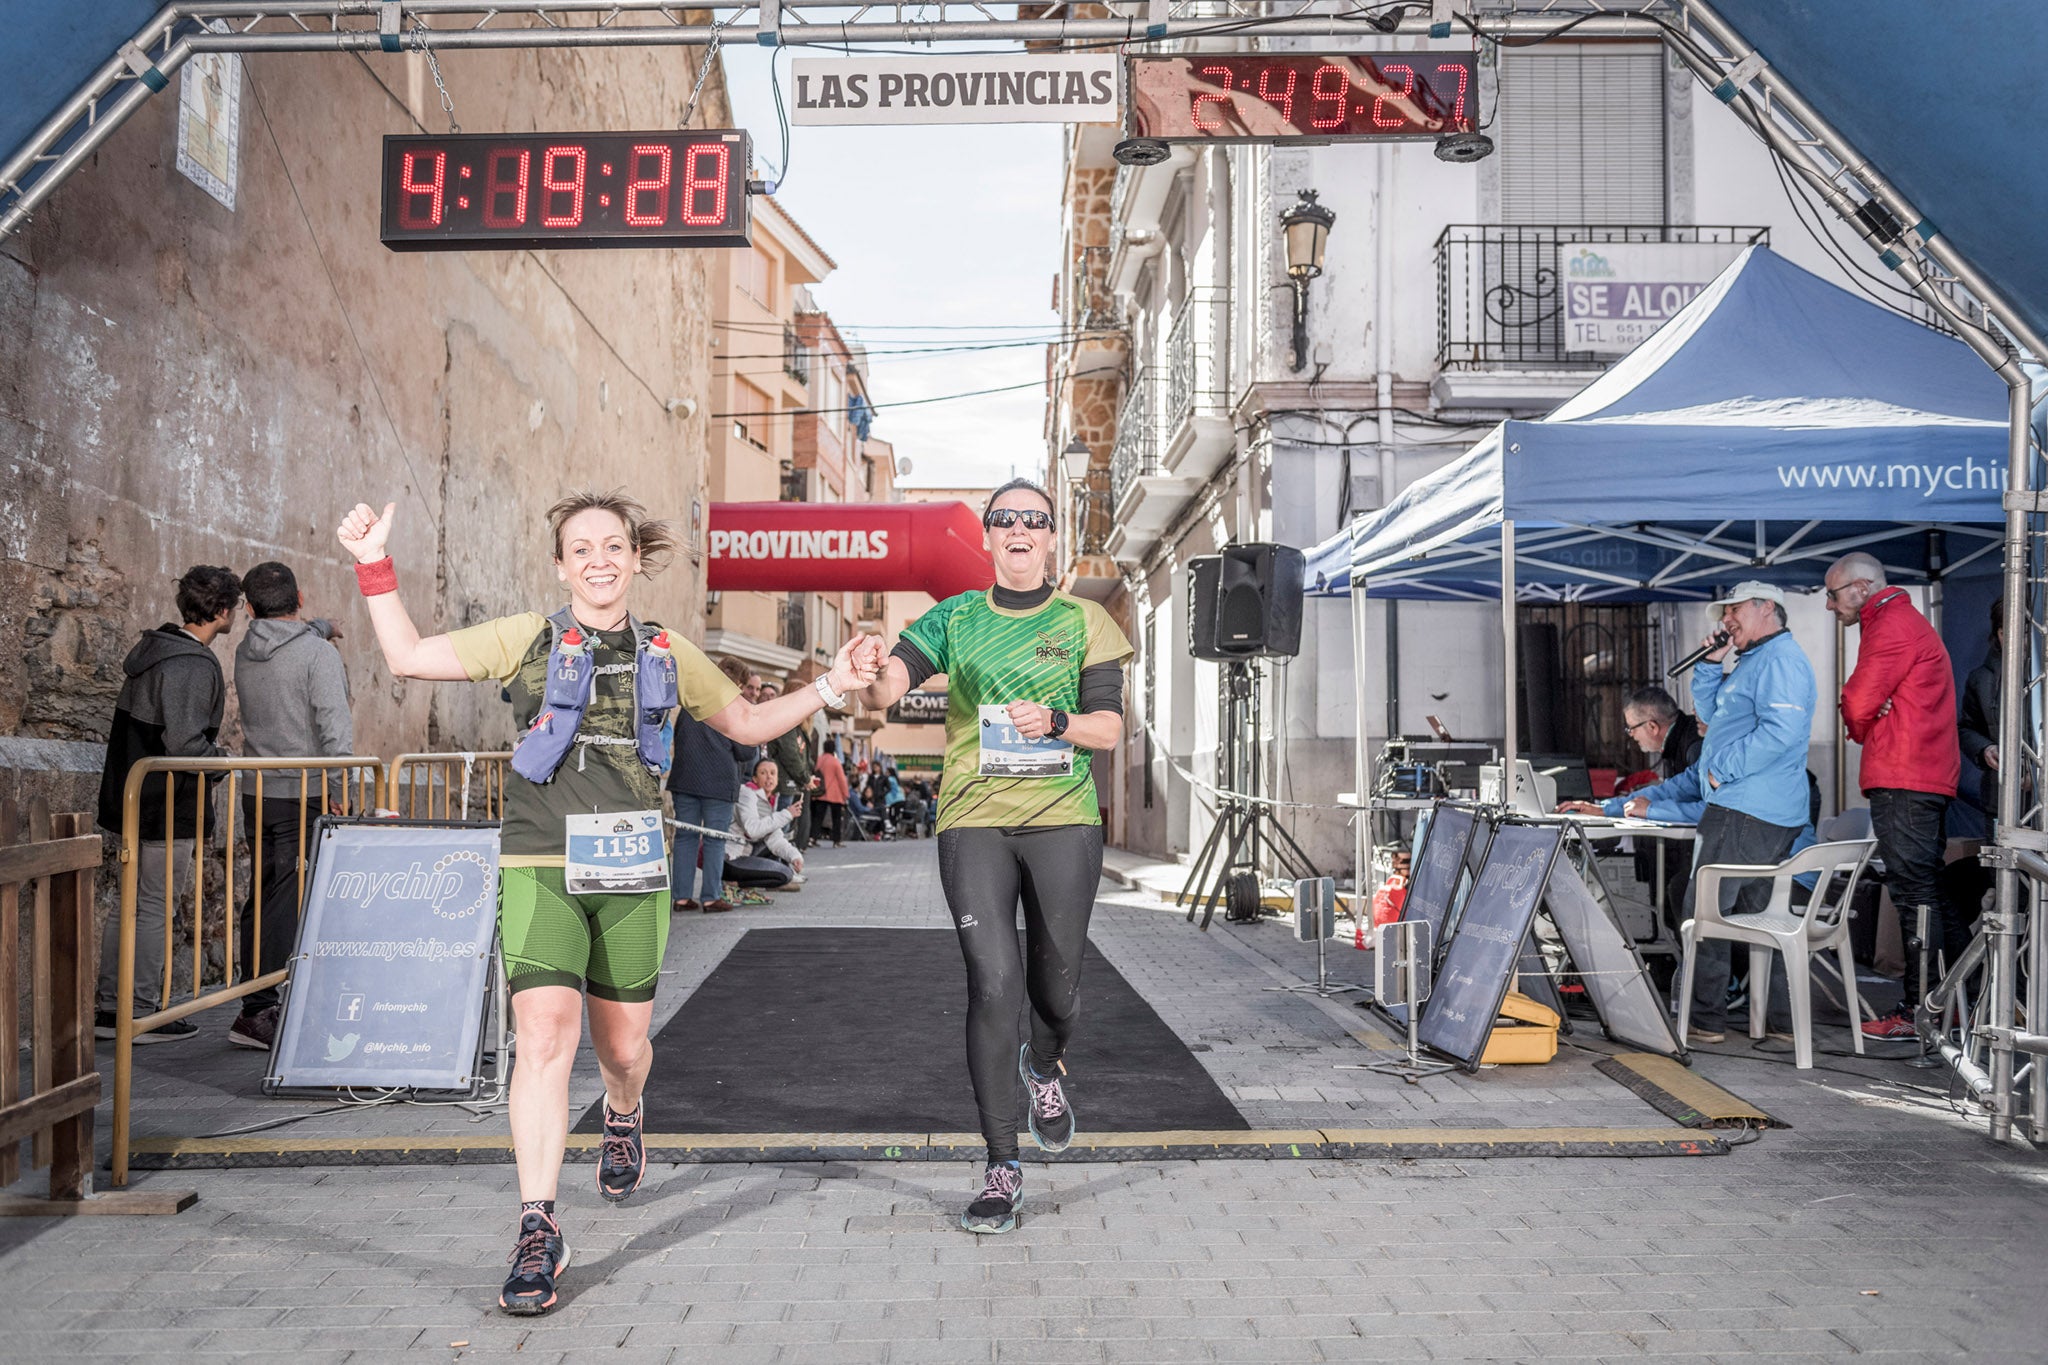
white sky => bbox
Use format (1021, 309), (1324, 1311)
(721, 47), (1062, 490)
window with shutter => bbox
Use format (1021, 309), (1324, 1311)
(1486, 46), (1666, 363)
(1499, 46), (1666, 225)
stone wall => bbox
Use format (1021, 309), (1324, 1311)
(1, 39), (734, 806)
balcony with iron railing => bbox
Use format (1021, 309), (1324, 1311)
(1059, 480), (1119, 601)
(1072, 484), (1112, 558)
(784, 325), (811, 385)
(777, 595), (806, 653)
(1106, 367), (1201, 566)
(1435, 224), (1770, 370)
(1109, 368), (1161, 518)
(1162, 286), (1232, 480)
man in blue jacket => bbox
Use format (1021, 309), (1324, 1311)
(1679, 581), (1817, 1044)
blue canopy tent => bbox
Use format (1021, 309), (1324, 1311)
(1305, 245), (2012, 853)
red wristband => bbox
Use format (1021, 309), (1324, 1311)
(354, 557), (398, 597)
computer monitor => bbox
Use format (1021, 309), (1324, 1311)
(1528, 754), (1594, 803)
(1479, 761), (1555, 815)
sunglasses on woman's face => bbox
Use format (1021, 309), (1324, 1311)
(986, 508), (1054, 531)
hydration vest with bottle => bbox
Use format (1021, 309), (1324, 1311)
(509, 607), (680, 784)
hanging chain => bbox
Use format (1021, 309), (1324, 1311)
(409, 15), (461, 134)
(679, 8), (745, 129)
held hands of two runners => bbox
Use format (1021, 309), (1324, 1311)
(828, 633), (885, 697)
(337, 501), (398, 564)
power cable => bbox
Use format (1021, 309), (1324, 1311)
(712, 368), (1114, 420)
(714, 320), (1071, 332)
(768, 42), (794, 190)
(714, 334), (1106, 360)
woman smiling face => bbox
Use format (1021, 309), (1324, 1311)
(555, 507), (642, 622)
(984, 484), (1057, 592)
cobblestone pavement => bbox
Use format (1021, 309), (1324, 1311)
(3, 838), (2045, 1361)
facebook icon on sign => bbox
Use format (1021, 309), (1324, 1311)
(337, 993), (366, 1023)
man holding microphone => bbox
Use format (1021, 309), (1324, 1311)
(1674, 582), (1816, 1045)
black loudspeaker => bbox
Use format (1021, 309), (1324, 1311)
(1214, 543), (1306, 658)
(1187, 556), (1233, 661)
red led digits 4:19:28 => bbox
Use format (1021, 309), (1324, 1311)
(380, 130), (751, 251)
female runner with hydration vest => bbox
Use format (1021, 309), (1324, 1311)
(337, 491), (879, 1314)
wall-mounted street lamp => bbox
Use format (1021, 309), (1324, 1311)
(1060, 435), (1093, 485)
(1280, 189), (1335, 373)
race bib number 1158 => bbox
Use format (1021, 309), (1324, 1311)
(565, 810), (668, 896)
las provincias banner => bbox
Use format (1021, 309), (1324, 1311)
(707, 501), (995, 602)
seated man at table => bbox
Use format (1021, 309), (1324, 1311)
(1559, 685), (1705, 823)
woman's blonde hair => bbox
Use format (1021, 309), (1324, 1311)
(546, 489), (676, 574)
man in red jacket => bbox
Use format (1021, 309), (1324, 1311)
(1826, 551), (1959, 1042)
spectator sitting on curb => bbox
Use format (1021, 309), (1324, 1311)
(730, 756), (804, 891)
(95, 564), (243, 1045)
(228, 561), (352, 1052)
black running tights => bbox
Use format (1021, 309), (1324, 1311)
(936, 824), (1105, 1162)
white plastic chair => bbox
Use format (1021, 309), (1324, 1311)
(1677, 839), (1877, 1069)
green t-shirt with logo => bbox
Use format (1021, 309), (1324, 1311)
(447, 612), (738, 862)
(898, 589), (1132, 833)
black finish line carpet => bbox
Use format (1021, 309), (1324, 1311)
(572, 926), (1248, 1138)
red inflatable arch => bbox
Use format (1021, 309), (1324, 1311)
(706, 501), (995, 602)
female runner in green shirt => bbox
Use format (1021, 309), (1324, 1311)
(855, 478), (1132, 1233)
(337, 490), (877, 1314)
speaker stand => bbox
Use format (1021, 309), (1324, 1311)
(1180, 661), (1320, 929)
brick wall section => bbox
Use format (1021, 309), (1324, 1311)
(0, 44), (732, 778)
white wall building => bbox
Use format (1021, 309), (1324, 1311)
(1046, 35), (1938, 877)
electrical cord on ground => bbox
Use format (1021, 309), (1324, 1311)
(1558, 1029), (1954, 1096)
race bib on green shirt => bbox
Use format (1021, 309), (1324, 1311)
(977, 705), (1074, 778)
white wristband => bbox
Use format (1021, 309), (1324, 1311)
(813, 675), (847, 710)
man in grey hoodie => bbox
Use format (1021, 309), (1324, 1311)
(95, 565), (242, 1044)
(228, 561), (352, 1051)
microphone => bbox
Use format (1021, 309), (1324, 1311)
(1667, 631), (1730, 678)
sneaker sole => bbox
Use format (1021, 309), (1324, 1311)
(131, 1028), (198, 1045)
(1018, 1044), (1075, 1155)
(960, 1206), (1019, 1234)
(499, 1244), (571, 1315)
(226, 1031), (271, 1050)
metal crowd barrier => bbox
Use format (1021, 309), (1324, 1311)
(110, 756), (385, 1186)
(385, 752), (511, 823)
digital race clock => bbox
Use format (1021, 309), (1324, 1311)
(1128, 53), (1476, 142)
(380, 130), (752, 252)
